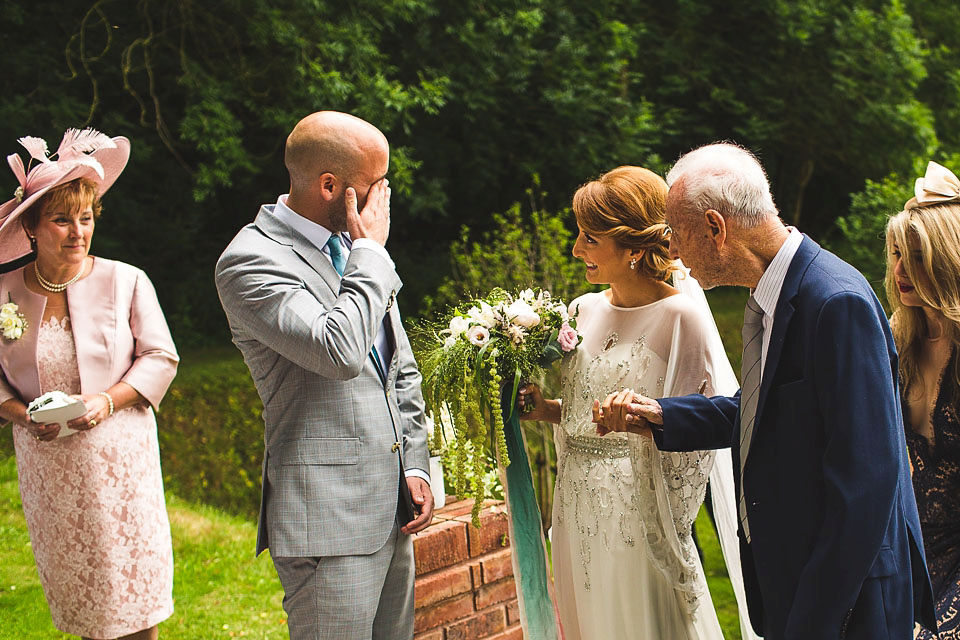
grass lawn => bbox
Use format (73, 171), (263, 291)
(0, 456), (286, 639)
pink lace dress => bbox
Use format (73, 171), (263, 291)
(12, 316), (174, 638)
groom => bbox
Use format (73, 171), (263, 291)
(596, 143), (936, 639)
(215, 111), (433, 639)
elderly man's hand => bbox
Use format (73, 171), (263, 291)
(592, 390), (663, 438)
(346, 179), (391, 246)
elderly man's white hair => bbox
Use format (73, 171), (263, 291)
(666, 143), (777, 229)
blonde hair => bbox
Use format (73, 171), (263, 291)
(21, 178), (102, 234)
(885, 201), (960, 392)
(572, 166), (677, 282)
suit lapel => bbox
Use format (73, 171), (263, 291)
(253, 207), (341, 298)
(1, 269), (45, 401)
(753, 235), (819, 425)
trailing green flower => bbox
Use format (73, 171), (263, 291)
(415, 287), (582, 526)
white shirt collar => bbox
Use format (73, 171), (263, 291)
(272, 194), (349, 251)
(752, 227), (803, 318)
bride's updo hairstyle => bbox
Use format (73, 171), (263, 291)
(572, 166), (678, 282)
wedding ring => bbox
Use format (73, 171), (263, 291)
(89, 419), (98, 427)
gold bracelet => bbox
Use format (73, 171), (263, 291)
(98, 391), (115, 416)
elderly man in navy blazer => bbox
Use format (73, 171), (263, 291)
(595, 143), (936, 639)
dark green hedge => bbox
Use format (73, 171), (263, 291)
(0, 347), (265, 519)
(155, 348), (264, 519)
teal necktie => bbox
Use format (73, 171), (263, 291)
(326, 234), (346, 275)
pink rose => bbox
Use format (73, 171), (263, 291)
(558, 322), (579, 352)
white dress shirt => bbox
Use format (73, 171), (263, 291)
(751, 227), (803, 379)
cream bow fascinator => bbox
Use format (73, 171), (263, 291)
(904, 161), (960, 210)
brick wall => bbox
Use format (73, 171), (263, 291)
(413, 499), (524, 640)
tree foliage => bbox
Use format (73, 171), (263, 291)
(0, 0), (957, 344)
(422, 180), (598, 318)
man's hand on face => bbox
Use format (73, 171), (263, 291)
(345, 179), (390, 246)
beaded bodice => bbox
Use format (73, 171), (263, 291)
(554, 291), (716, 610)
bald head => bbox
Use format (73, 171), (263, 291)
(285, 111), (388, 193)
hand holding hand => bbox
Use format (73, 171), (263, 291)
(593, 390), (662, 437)
(345, 179), (391, 246)
(401, 476), (435, 535)
(67, 393), (112, 432)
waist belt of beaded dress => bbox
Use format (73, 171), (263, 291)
(565, 434), (630, 458)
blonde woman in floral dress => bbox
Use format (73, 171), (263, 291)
(518, 166), (751, 639)
(0, 130), (178, 640)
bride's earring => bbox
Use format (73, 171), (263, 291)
(629, 257), (638, 270)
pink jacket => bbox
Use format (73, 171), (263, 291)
(0, 257), (178, 409)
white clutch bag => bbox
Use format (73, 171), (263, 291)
(28, 391), (87, 438)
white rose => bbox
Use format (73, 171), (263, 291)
(448, 315), (469, 336)
(479, 302), (499, 328)
(505, 299), (540, 328)
(1, 316), (17, 333)
(466, 325), (491, 347)
(0, 303), (16, 319)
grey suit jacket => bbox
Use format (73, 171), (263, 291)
(215, 205), (429, 557)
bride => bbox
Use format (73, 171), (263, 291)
(518, 166), (757, 639)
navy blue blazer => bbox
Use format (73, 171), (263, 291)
(657, 236), (935, 639)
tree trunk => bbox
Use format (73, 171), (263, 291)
(774, 156), (815, 226)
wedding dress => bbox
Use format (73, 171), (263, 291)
(551, 272), (758, 640)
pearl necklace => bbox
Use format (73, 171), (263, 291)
(35, 262), (85, 293)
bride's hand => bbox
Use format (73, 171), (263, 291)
(593, 390), (661, 437)
(517, 383), (547, 421)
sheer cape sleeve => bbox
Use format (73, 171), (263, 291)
(626, 279), (717, 614)
(672, 268), (762, 639)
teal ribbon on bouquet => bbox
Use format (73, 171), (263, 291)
(500, 393), (563, 639)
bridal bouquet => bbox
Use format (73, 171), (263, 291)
(419, 288), (581, 523)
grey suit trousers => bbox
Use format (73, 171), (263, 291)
(271, 517), (415, 640)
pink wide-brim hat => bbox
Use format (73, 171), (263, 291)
(0, 129), (130, 264)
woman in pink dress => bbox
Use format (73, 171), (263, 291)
(0, 129), (179, 640)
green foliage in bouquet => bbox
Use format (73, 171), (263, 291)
(417, 287), (580, 525)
